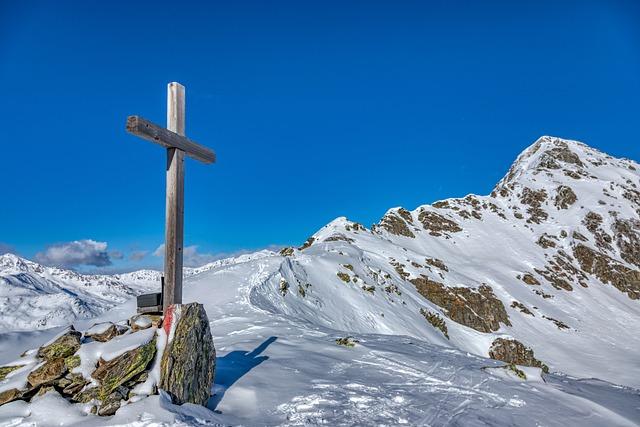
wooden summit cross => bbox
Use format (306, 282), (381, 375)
(126, 82), (216, 311)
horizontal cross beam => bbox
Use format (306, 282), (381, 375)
(126, 115), (216, 164)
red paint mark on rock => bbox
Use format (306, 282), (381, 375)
(163, 305), (174, 337)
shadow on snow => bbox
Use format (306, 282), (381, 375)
(208, 336), (278, 411)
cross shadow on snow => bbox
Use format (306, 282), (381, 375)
(208, 336), (278, 411)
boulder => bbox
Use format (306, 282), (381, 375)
(489, 338), (549, 373)
(85, 322), (120, 342)
(0, 388), (21, 405)
(27, 358), (67, 388)
(92, 338), (156, 400)
(37, 327), (81, 361)
(60, 373), (88, 396)
(97, 388), (127, 416)
(159, 303), (216, 406)
(130, 314), (162, 332)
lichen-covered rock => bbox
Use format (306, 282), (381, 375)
(72, 386), (100, 403)
(489, 338), (549, 373)
(92, 338), (156, 400)
(97, 389), (126, 416)
(410, 277), (511, 333)
(37, 327), (81, 361)
(60, 373), (87, 396)
(160, 303), (216, 406)
(0, 365), (23, 381)
(27, 358), (67, 388)
(64, 355), (81, 370)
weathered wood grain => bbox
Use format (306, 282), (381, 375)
(126, 115), (215, 164)
(163, 83), (186, 310)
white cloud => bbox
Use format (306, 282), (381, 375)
(36, 239), (112, 268)
(152, 243), (217, 268)
(129, 250), (148, 261)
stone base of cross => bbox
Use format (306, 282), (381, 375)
(126, 82), (216, 312)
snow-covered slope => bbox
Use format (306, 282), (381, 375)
(2, 243), (639, 426)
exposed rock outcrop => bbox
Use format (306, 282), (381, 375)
(374, 211), (415, 238)
(489, 338), (549, 373)
(410, 277), (510, 333)
(417, 209), (462, 236)
(573, 244), (640, 299)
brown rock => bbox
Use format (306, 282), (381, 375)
(130, 314), (161, 332)
(521, 273), (540, 286)
(417, 209), (462, 236)
(489, 338), (549, 373)
(84, 322), (118, 342)
(573, 243), (640, 299)
(27, 358), (67, 389)
(374, 211), (416, 238)
(60, 373), (88, 396)
(410, 277), (511, 333)
(0, 388), (21, 406)
(554, 185), (577, 209)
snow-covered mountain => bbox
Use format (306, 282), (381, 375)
(0, 250), (275, 332)
(254, 136), (640, 388)
(0, 254), (161, 332)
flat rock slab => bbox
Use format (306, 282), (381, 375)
(37, 328), (81, 361)
(27, 358), (67, 389)
(92, 338), (156, 400)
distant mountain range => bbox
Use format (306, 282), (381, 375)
(0, 250), (274, 332)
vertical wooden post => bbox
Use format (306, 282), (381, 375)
(164, 82), (185, 310)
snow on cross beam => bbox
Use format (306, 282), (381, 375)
(126, 82), (216, 311)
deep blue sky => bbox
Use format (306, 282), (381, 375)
(1, 1), (639, 271)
